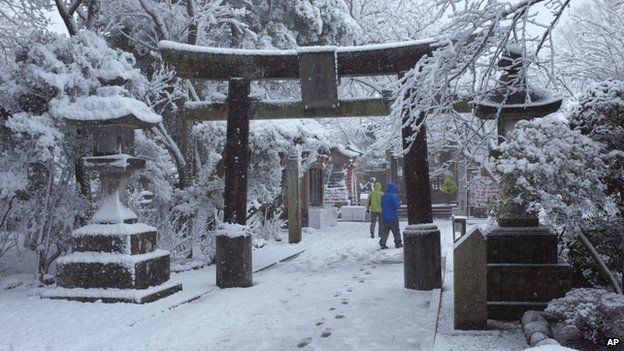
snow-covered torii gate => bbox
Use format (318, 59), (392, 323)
(159, 39), (465, 289)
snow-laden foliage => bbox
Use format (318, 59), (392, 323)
(555, 0), (624, 92)
(0, 0), (51, 63)
(137, 118), (332, 261)
(388, 0), (570, 152)
(243, 0), (360, 48)
(570, 80), (624, 210)
(0, 31), (154, 282)
(488, 115), (610, 234)
(546, 288), (624, 344)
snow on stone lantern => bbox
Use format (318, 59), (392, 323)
(468, 48), (571, 321)
(42, 95), (182, 303)
(474, 46), (563, 144)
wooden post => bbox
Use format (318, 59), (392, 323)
(223, 78), (251, 225)
(217, 77), (252, 288)
(402, 111), (433, 224)
(301, 170), (310, 227)
(287, 155), (301, 243)
(398, 69), (433, 225)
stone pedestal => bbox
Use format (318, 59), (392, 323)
(403, 224), (442, 290)
(486, 225), (571, 320)
(44, 222), (182, 303)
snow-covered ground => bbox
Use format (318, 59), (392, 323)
(0, 218), (520, 351)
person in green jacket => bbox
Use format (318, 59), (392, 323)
(366, 182), (383, 239)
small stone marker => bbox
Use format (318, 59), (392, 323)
(452, 215), (467, 241)
(454, 228), (487, 330)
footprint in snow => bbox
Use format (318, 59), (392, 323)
(321, 329), (332, 338)
(297, 337), (312, 348)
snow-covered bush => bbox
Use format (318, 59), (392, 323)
(489, 115), (609, 233)
(570, 79), (624, 210)
(0, 31), (151, 282)
(546, 288), (624, 344)
(248, 205), (285, 241)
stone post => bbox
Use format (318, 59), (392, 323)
(403, 224), (442, 290)
(217, 77), (253, 288)
(287, 155), (302, 243)
(454, 228), (487, 330)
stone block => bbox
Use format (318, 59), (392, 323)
(57, 250), (171, 289)
(487, 226), (558, 263)
(487, 263), (572, 302)
(453, 228), (487, 330)
(487, 301), (548, 320)
(74, 231), (157, 255)
(308, 207), (338, 229)
(341, 206), (366, 222)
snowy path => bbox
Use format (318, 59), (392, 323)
(1, 220), (458, 351)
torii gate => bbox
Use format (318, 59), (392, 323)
(159, 39), (466, 289)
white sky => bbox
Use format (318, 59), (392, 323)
(47, 0), (589, 39)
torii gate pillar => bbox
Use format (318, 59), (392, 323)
(216, 78), (253, 288)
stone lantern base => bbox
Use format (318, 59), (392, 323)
(42, 223), (182, 304)
(486, 223), (571, 320)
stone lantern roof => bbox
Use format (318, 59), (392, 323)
(473, 47), (562, 122)
(51, 95), (162, 128)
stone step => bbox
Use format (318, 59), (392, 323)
(487, 301), (548, 321)
(487, 226), (558, 263)
(488, 263), (572, 302)
(42, 280), (183, 304)
(72, 223), (157, 255)
(57, 250), (171, 289)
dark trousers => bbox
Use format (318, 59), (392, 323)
(370, 212), (382, 237)
(380, 219), (402, 247)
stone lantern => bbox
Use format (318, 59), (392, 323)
(470, 49), (571, 320)
(42, 95), (182, 303)
(474, 47), (563, 145)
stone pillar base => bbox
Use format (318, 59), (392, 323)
(403, 224), (442, 290)
(216, 234), (253, 288)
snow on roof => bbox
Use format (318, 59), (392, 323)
(50, 96), (162, 124)
(333, 144), (361, 158)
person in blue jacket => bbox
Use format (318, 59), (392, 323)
(380, 182), (403, 249)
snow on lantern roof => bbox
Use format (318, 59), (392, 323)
(50, 95), (162, 127)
